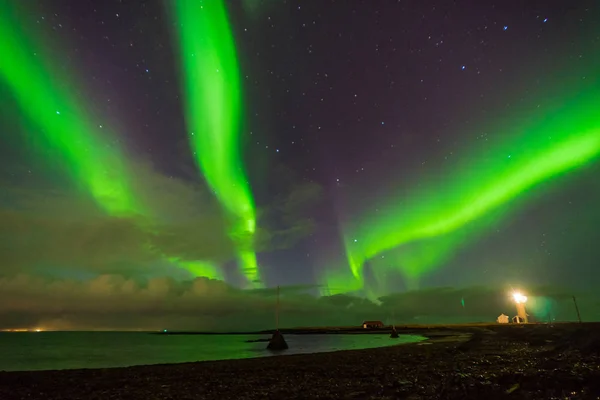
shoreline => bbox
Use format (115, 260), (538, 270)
(1, 323), (599, 399)
(152, 322), (514, 336)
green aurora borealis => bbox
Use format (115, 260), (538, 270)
(2, 0), (600, 301)
(171, 0), (260, 287)
(0, 2), (139, 216)
(0, 0), (226, 280)
(338, 85), (600, 295)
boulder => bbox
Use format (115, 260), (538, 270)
(267, 330), (289, 350)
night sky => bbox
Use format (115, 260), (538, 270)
(1, 0), (600, 331)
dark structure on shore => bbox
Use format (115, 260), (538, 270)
(267, 286), (288, 350)
(362, 320), (384, 329)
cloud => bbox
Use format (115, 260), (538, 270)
(0, 275), (596, 331)
(256, 180), (323, 251)
(0, 155), (323, 283)
(0, 274), (363, 331)
(0, 160), (235, 277)
(0, 209), (155, 272)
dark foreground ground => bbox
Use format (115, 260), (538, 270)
(1, 323), (600, 399)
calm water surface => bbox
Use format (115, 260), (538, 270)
(0, 332), (424, 371)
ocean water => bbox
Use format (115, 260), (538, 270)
(0, 332), (424, 372)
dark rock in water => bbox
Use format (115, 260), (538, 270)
(390, 327), (399, 338)
(267, 330), (288, 350)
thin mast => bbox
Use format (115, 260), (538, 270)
(572, 296), (582, 323)
(276, 285), (280, 330)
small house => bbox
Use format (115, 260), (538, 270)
(497, 314), (509, 324)
(362, 320), (384, 329)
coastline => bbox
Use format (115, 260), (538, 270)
(153, 323), (488, 336)
(1, 323), (599, 399)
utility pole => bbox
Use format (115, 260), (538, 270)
(267, 285), (288, 350)
(276, 285), (280, 330)
(572, 296), (582, 323)
(390, 308), (399, 338)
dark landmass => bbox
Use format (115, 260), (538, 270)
(2, 323), (600, 399)
(153, 322), (498, 336)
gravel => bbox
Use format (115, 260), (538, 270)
(1, 324), (599, 399)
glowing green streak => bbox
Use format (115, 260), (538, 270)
(0, 3), (137, 215)
(348, 131), (600, 275)
(172, 0), (259, 285)
(172, 258), (222, 281)
(319, 267), (362, 296)
(0, 3), (223, 280)
(367, 229), (472, 291)
(344, 89), (600, 285)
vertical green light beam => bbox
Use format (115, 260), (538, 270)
(171, 0), (260, 286)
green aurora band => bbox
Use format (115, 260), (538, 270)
(171, 0), (260, 286)
(0, 1), (222, 280)
(0, 2), (137, 216)
(340, 85), (600, 293)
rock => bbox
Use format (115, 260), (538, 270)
(267, 330), (288, 350)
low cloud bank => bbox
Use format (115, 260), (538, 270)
(0, 274), (596, 331)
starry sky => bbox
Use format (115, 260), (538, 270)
(1, 0), (600, 330)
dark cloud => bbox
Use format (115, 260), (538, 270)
(256, 180), (323, 251)
(0, 275), (596, 331)
(0, 155), (323, 282)
(0, 160), (235, 276)
(0, 209), (156, 272)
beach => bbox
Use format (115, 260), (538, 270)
(1, 323), (599, 399)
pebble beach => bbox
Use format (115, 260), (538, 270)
(1, 324), (599, 399)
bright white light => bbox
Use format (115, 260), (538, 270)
(513, 292), (527, 304)
(35, 329), (41, 332)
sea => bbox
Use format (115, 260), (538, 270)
(0, 332), (424, 372)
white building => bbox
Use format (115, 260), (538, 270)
(497, 313), (509, 324)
